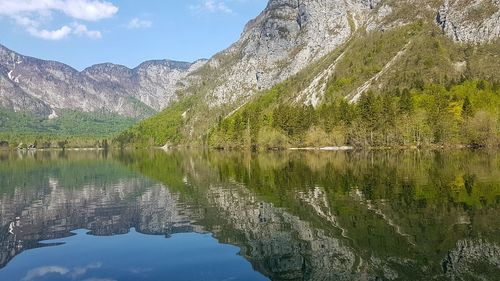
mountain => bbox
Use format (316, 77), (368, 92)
(0, 44), (205, 119)
(2, 0), (499, 145)
(0, 44), (207, 139)
(121, 0), (500, 148)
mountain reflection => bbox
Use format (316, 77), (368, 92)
(1, 150), (499, 281)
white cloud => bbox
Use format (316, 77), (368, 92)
(190, 0), (233, 14)
(27, 25), (73, 40)
(59, 0), (118, 21)
(127, 18), (152, 29)
(73, 22), (102, 39)
(12, 17), (101, 40)
(0, 0), (118, 21)
(0, 0), (117, 40)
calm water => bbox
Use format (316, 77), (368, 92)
(0, 150), (499, 281)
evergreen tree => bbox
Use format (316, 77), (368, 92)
(399, 89), (413, 114)
(461, 96), (473, 119)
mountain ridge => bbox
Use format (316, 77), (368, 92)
(0, 43), (206, 118)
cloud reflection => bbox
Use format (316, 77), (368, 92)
(22, 262), (103, 281)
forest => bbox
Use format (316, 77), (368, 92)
(209, 80), (500, 149)
(0, 109), (136, 149)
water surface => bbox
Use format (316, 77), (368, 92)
(0, 150), (499, 281)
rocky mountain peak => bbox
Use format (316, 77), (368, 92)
(135, 60), (192, 71)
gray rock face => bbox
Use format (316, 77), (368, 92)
(203, 0), (380, 107)
(0, 44), (204, 118)
(0, 66), (52, 116)
(437, 0), (500, 43)
(206, 185), (370, 281)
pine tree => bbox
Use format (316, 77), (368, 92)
(399, 89), (413, 114)
(461, 96), (473, 119)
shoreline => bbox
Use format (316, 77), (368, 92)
(6, 147), (107, 152)
(2, 144), (487, 153)
(289, 146), (355, 151)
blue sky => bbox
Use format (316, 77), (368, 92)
(0, 0), (268, 70)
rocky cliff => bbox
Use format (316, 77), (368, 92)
(197, 0), (384, 107)
(0, 177), (202, 268)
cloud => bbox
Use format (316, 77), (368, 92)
(27, 25), (73, 40)
(73, 23), (102, 39)
(58, 0), (118, 21)
(189, 0), (233, 14)
(0, 0), (117, 40)
(127, 18), (152, 29)
(12, 16), (101, 40)
(71, 262), (103, 278)
(0, 0), (118, 21)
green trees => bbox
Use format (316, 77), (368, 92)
(273, 105), (316, 137)
(0, 108), (139, 149)
(209, 80), (500, 150)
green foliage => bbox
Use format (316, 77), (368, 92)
(0, 150), (141, 194)
(256, 127), (290, 150)
(0, 109), (138, 136)
(0, 109), (138, 149)
(114, 96), (196, 148)
(210, 80), (500, 149)
(325, 23), (423, 101)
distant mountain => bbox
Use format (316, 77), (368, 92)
(0, 44), (206, 119)
(122, 0), (500, 147)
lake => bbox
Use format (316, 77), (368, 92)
(0, 149), (499, 281)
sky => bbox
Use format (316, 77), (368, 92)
(0, 0), (268, 70)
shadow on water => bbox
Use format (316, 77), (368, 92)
(0, 149), (499, 280)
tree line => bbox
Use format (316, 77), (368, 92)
(209, 80), (500, 149)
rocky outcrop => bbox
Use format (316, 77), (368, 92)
(437, 0), (500, 43)
(201, 0), (384, 107)
(0, 66), (52, 116)
(0, 44), (205, 118)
